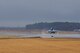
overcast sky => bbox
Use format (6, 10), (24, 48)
(0, 0), (80, 27)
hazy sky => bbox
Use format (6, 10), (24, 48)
(0, 0), (80, 27)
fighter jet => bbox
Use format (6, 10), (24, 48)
(48, 27), (57, 34)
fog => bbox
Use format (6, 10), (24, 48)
(0, 0), (80, 27)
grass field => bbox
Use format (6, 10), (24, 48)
(0, 38), (80, 53)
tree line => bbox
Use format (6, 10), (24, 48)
(26, 22), (80, 31)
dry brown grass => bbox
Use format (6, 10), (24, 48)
(0, 38), (80, 53)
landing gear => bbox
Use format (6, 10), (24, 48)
(51, 36), (54, 37)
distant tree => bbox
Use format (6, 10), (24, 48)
(26, 22), (80, 31)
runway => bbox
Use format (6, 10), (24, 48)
(40, 34), (80, 38)
(0, 31), (80, 38)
